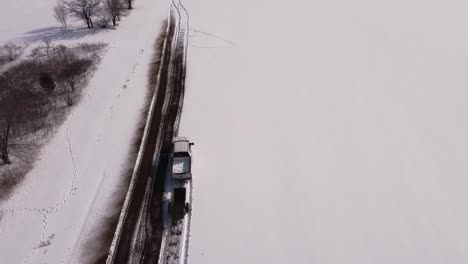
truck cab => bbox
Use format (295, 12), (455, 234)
(171, 137), (194, 180)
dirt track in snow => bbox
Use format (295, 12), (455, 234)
(112, 2), (189, 262)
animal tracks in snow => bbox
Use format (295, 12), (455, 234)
(0, 120), (79, 264)
(0, 210), (14, 235)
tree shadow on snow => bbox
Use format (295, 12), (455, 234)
(20, 26), (107, 43)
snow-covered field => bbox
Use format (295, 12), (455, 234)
(181, 0), (468, 263)
(0, 0), (56, 44)
(0, 0), (168, 263)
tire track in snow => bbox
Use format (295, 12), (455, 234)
(165, 220), (183, 264)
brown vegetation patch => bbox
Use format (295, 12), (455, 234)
(0, 41), (107, 202)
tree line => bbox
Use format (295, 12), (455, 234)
(54, 0), (135, 28)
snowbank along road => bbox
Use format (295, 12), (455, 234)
(162, 179), (193, 264)
(108, 0), (190, 263)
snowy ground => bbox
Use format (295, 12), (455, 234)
(181, 0), (468, 264)
(0, 0), (56, 44)
(0, 0), (169, 263)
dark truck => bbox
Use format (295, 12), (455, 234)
(169, 137), (193, 218)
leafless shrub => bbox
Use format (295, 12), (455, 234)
(39, 72), (56, 94)
(43, 38), (54, 55)
(74, 42), (107, 54)
(0, 164), (30, 201)
(104, 0), (124, 26)
(60, 56), (91, 92)
(34, 44), (96, 105)
(53, 0), (69, 27)
(124, 0), (133, 9)
(30, 46), (47, 61)
(0, 42), (24, 64)
(65, 0), (102, 28)
(30, 39), (58, 61)
(97, 15), (111, 28)
(63, 93), (75, 106)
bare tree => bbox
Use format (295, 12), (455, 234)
(43, 38), (54, 56)
(0, 86), (17, 165)
(124, 0), (133, 9)
(50, 46), (92, 105)
(0, 72), (37, 165)
(39, 72), (56, 94)
(97, 15), (110, 28)
(65, 0), (102, 28)
(0, 113), (12, 164)
(104, 0), (124, 26)
(59, 58), (91, 93)
(0, 71), (18, 164)
(53, 0), (69, 27)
